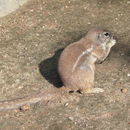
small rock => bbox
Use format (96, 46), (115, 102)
(64, 102), (69, 106)
(84, 7), (87, 10)
(68, 117), (74, 121)
(36, 33), (40, 36)
(19, 104), (31, 111)
(127, 73), (130, 77)
(127, 1), (130, 4)
(120, 53), (124, 56)
(121, 88), (128, 93)
(30, 9), (34, 12)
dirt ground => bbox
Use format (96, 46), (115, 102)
(0, 0), (130, 129)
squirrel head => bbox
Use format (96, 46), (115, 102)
(86, 28), (116, 47)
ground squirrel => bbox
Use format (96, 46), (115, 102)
(0, 28), (116, 111)
(58, 28), (116, 93)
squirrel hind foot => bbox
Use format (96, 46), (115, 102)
(79, 87), (104, 94)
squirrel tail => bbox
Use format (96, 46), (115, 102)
(0, 87), (69, 111)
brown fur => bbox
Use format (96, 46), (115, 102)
(0, 28), (116, 111)
(58, 28), (116, 93)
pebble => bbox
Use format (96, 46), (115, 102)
(64, 102), (69, 106)
(127, 73), (130, 77)
(68, 117), (74, 121)
(19, 104), (31, 111)
(127, 1), (130, 4)
(121, 88), (128, 93)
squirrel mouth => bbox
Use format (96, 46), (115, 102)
(111, 39), (116, 45)
(108, 37), (116, 45)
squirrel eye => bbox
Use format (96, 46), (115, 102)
(104, 32), (110, 37)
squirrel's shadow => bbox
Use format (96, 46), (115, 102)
(38, 31), (85, 88)
(39, 49), (63, 88)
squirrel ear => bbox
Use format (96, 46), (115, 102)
(97, 33), (103, 43)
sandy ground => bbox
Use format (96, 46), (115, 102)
(0, 0), (130, 129)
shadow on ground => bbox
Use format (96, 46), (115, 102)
(39, 49), (63, 88)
